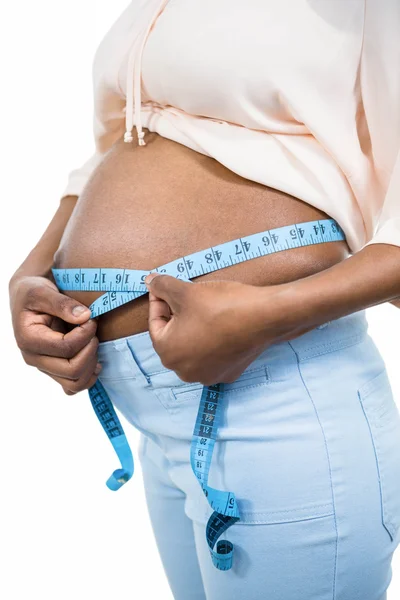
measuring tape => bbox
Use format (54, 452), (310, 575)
(52, 217), (345, 569)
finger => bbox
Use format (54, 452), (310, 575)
(23, 335), (99, 379)
(49, 316), (69, 334)
(25, 285), (92, 325)
(181, 346), (268, 386)
(210, 343), (264, 381)
(216, 346), (270, 384)
(18, 314), (98, 358)
(147, 290), (172, 341)
(40, 367), (101, 395)
(144, 274), (190, 314)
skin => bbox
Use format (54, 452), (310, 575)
(9, 130), (400, 391)
(9, 196), (100, 395)
(53, 131), (350, 340)
(144, 241), (400, 385)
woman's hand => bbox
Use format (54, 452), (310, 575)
(9, 275), (102, 395)
(144, 273), (315, 385)
(144, 244), (400, 386)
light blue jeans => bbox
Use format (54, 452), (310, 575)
(97, 309), (400, 599)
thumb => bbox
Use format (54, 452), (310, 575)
(25, 284), (92, 324)
(144, 273), (190, 313)
(145, 274), (191, 342)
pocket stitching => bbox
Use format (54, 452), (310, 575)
(357, 369), (400, 541)
(371, 422), (399, 539)
(237, 511), (336, 525)
(170, 365), (271, 401)
(171, 384), (204, 401)
(221, 378), (271, 395)
(98, 374), (138, 382)
(357, 367), (390, 401)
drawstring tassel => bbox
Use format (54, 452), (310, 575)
(125, 0), (168, 147)
(124, 131), (146, 146)
(123, 129), (146, 145)
(124, 131), (134, 143)
(137, 131), (146, 146)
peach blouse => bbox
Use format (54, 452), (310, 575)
(61, 0), (400, 254)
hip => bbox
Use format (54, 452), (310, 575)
(97, 308), (400, 541)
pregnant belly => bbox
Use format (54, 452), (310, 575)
(54, 130), (350, 342)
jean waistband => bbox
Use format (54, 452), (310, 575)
(97, 309), (369, 378)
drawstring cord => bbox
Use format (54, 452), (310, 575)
(123, 40), (137, 144)
(124, 0), (169, 147)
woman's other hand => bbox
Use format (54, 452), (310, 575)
(9, 275), (101, 395)
(145, 243), (400, 385)
(144, 273), (315, 385)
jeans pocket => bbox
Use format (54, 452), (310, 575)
(154, 363), (271, 414)
(357, 368), (400, 542)
(171, 382), (204, 404)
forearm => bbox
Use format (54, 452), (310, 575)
(9, 195), (78, 288)
(272, 243), (400, 332)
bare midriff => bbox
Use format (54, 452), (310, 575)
(54, 130), (351, 342)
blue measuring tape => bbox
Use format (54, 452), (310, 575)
(52, 217), (345, 570)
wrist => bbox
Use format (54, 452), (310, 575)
(249, 243), (400, 347)
(8, 271), (54, 298)
(277, 279), (329, 329)
(8, 271), (25, 294)
(9, 263), (55, 291)
(253, 279), (328, 345)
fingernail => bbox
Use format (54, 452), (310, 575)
(95, 363), (102, 374)
(144, 273), (164, 287)
(72, 306), (89, 316)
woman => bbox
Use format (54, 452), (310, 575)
(8, 0), (400, 598)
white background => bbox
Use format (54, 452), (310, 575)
(2, 1), (400, 598)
